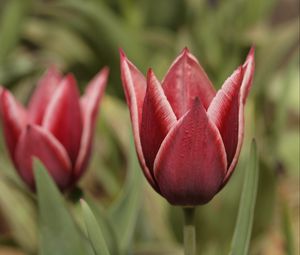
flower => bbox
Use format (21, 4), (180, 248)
(120, 47), (255, 206)
(0, 67), (109, 190)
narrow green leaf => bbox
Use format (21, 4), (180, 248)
(281, 201), (295, 255)
(81, 200), (111, 255)
(229, 140), (259, 255)
(84, 196), (120, 255)
(109, 136), (143, 253)
(0, 172), (37, 253)
(0, 0), (30, 64)
(34, 160), (94, 255)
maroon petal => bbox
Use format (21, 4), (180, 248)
(0, 88), (27, 161)
(207, 47), (255, 185)
(120, 49), (159, 191)
(28, 66), (62, 124)
(207, 67), (243, 165)
(240, 47), (255, 104)
(14, 125), (72, 190)
(162, 48), (216, 118)
(154, 98), (227, 206)
(42, 75), (83, 164)
(74, 68), (109, 179)
(140, 69), (177, 172)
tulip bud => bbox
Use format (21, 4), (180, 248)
(0, 67), (109, 191)
(120, 47), (255, 206)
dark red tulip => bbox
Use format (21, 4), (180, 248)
(120, 47), (255, 205)
(0, 67), (109, 190)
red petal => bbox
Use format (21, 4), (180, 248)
(28, 66), (62, 124)
(120, 49), (146, 127)
(140, 69), (176, 171)
(207, 47), (255, 186)
(0, 88), (27, 161)
(241, 46), (255, 104)
(120, 49), (159, 191)
(207, 67), (243, 165)
(14, 125), (72, 190)
(154, 99), (227, 206)
(74, 67), (109, 179)
(162, 48), (216, 118)
(42, 75), (83, 164)
(223, 47), (255, 184)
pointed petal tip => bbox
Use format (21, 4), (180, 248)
(64, 73), (76, 82)
(60, 73), (77, 89)
(182, 47), (190, 54)
(94, 66), (110, 82)
(119, 48), (127, 60)
(147, 68), (159, 85)
(46, 64), (61, 75)
(249, 45), (256, 54)
(192, 96), (205, 111)
(101, 66), (110, 75)
(179, 47), (192, 59)
(0, 88), (28, 161)
(38, 65), (62, 86)
(246, 46), (255, 63)
(1, 87), (7, 96)
(146, 68), (154, 78)
(0, 87), (6, 99)
(119, 49), (133, 72)
(194, 96), (200, 105)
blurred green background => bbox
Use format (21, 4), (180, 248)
(0, 0), (298, 254)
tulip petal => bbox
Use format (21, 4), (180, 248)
(162, 48), (216, 118)
(224, 47), (255, 183)
(207, 67), (243, 165)
(154, 98), (227, 205)
(74, 68), (109, 179)
(140, 69), (177, 171)
(0, 88), (27, 161)
(120, 49), (146, 127)
(14, 125), (72, 190)
(207, 47), (255, 185)
(28, 66), (62, 124)
(120, 50), (159, 191)
(42, 75), (83, 164)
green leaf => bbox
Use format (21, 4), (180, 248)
(108, 136), (143, 253)
(34, 160), (94, 255)
(84, 196), (121, 255)
(229, 140), (259, 255)
(81, 200), (111, 255)
(281, 201), (295, 255)
(0, 171), (37, 253)
(0, 0), (30, 64)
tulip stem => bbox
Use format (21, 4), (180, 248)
(183, 207), (196, 255)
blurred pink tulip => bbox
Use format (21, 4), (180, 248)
(120, 47), (255, 205)
(0, 67), (109, 190)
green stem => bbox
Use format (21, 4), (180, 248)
(183, 207), (196, 255)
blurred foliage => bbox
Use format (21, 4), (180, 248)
(0, 0), (299, 254)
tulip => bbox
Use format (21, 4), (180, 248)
(0, 67), (109, 190)
(120, 47), (254, 206)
